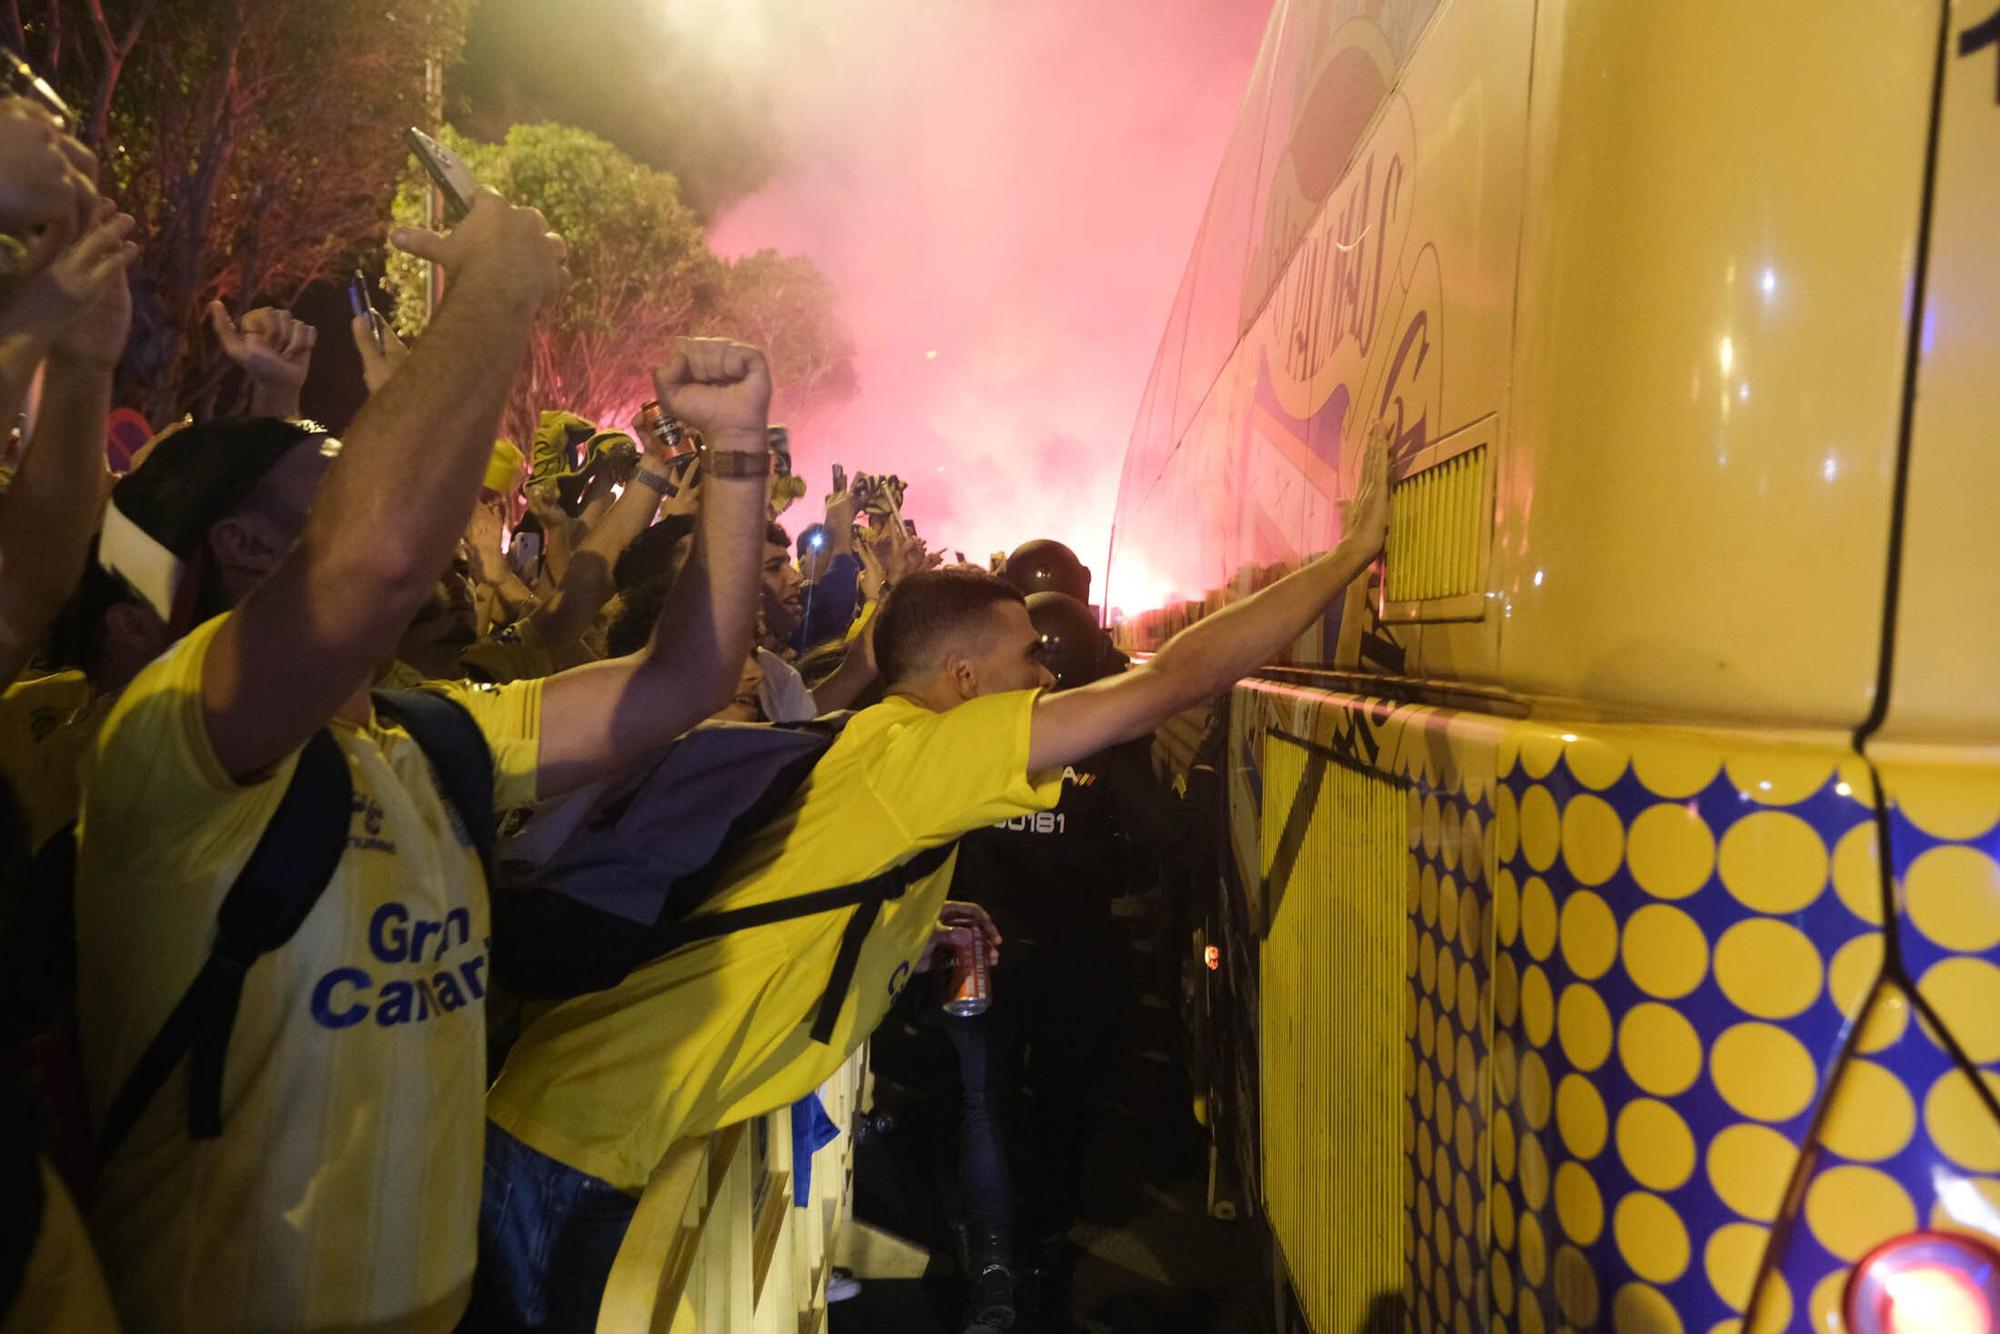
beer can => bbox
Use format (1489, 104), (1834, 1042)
(942, 930), (991, 1017)
(634, 400), (692, 457)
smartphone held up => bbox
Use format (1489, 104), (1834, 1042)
(348, 271), (385, 353)
(404, 127), (477, 221)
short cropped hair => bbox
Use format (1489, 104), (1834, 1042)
(873, 569), (1025, 686)
(608, 568), (678, 657)
(615, 514), (696, 592)
(766, 521), (789, 550)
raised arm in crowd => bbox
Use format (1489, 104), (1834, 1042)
(198, 189), (567, 779)
(0, 102), (134, 690)
(1025, 427), (1389, 774)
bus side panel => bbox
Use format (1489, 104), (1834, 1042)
(1759, 756), (2000, 1327)
(1107, 0), (1530, 653)
(1498, 0), (1934, 727)
(1234, 678), (2000, 1330)
(1485, 724), (1884, 1330)
(1878, 0), (2000, 743)
(1755, 12), (2000, 1314)
(1242, 679), (1504, 1330)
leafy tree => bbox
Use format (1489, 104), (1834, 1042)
(384, 124), (854, 445)
(717, 250), (858, 420)
(17, 0), (474, 423)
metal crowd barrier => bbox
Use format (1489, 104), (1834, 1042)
(596, 1048), (869, 1333)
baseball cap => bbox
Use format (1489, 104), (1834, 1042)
(97, 416), (335, 623)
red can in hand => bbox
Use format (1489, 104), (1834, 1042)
(634, 401), (693, 458)
(943, 930), (991, 1017)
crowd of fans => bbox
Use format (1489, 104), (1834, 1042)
(0, 86), (1388, 1334)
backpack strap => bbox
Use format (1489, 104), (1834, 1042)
(98, 729), (353, 1160)
(806, 843), (956, 1042)
(97, 694), (496, 1162)
(372, 689), (495, 880)
(660, 840), (959, 1045)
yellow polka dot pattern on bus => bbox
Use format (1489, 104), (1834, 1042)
(1483, 723), (2000, 1332)
(1230, 680), (2000, 1331)
(1391, 705), (1497, 1333)
(1763, 758), (2000, 1314)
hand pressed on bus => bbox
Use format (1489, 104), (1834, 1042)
(1025, 422), (1393, 776)
(1343, 418), (1393, 554)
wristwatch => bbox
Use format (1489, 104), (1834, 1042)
(630, 465), (674, 496)
(706, 449), (774, 480)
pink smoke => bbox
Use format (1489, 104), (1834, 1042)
(704, 0), (1267, 583)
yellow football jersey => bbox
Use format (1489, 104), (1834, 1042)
(487, 688), (1060, 1191)
(75, 613), (542, 1333)
(0, 669), (105, 854)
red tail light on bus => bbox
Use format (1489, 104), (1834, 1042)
(1846, 1232), (2000, 1334)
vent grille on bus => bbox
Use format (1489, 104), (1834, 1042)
(1386, 442), (1488, 605)
(1260, 737), (1407, 1331)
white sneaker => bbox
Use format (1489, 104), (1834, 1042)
(826, 1268), (862, 1302)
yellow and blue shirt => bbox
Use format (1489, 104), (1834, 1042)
(74, 613), (541, 1333)
(0, 669), (106, 856)
(487, 688), (1061, 1191)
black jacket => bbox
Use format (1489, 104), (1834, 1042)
(949, 736), (1179, 958)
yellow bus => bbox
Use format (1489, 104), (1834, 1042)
(1108, 1), (2000, 1329)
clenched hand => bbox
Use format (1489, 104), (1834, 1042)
(651, 338), (772, 446)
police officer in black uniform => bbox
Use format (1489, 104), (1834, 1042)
(933, 576), (1178, 1334)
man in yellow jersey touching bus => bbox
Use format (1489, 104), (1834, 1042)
(73, 186), (781, 1334)
(478, 424), (1393, 1331)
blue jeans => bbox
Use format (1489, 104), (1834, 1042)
(465, 1122), (637, 1334)
(927, 1005), (1016, 1259)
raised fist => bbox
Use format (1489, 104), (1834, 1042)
(650, 337), (772, 445)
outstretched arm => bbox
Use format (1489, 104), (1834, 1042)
(533, 339), (772, 796)
(202, 189), (567, 780)
(1027, 424), (1392, 776)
